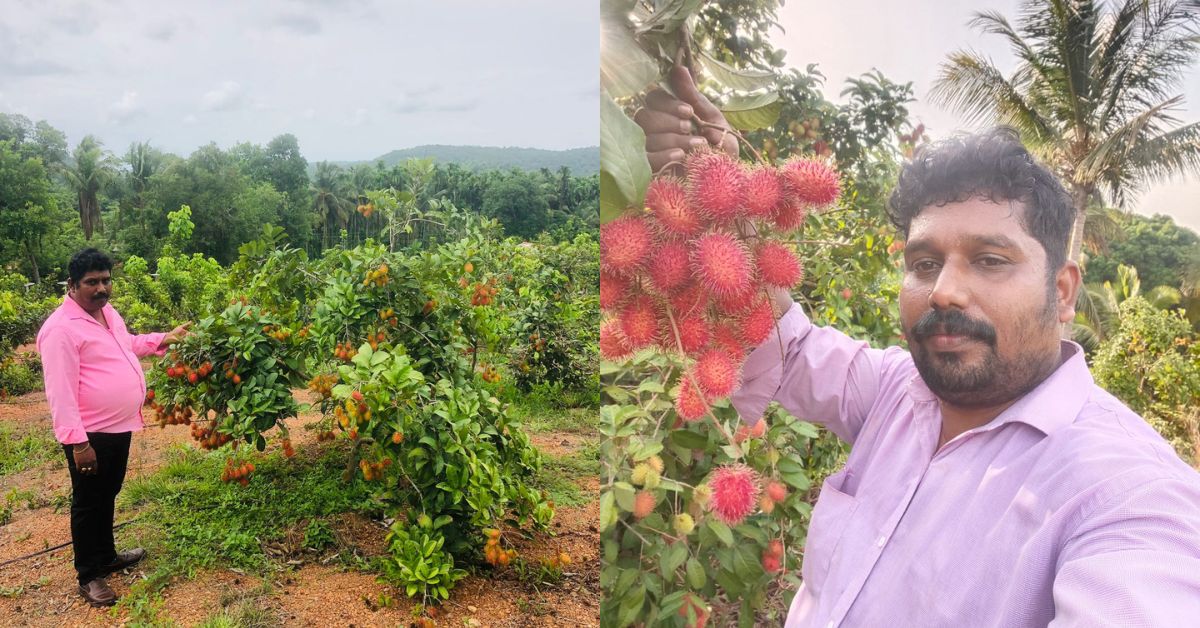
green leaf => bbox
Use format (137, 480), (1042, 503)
(600, 92), (651, 224)
(721, 92), (783, 131)
(686, 557), (706, 589)
(613, 481), (636, 512)
(600, 491), (617, 532)
(660, 541), (688, 576)
(707, 519), (734, 546)
(669, 430), (708, 450)
(634, 0), (704, 34)
(600, 3), (658, 99)
(698, 49), (776, 92)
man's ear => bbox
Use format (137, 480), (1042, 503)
(1055, 260), (1082, 323)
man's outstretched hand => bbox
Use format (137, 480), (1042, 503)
(161, 321), (192, 348)
(636, 65), (738, 176)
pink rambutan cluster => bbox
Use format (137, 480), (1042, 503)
(600, 152), (843, 423)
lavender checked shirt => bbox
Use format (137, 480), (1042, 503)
(730, 303), (1200, 627)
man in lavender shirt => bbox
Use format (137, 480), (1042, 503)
(638, 68), (1200, 626)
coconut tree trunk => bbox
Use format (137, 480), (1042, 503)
(1063, 184), (1090, 339)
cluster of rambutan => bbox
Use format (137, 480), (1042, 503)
(190, 421), (232, 450)
(483, 528), (516, 567)
(600, 149), (839, 423)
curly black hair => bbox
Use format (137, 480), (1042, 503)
(68, 248), (113, 285)
(886, 127), (1074, 275)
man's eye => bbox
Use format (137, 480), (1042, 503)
(912, 260), (940, 272)
(977, 256), (1008, 267)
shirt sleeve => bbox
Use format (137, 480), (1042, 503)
(38, 328), (89, 445)
(729, 301), (890, 444)
(1050, 477), (1200, 626)
(129, 332), (168, 358)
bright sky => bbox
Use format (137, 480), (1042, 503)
(771, 0), (1200, 233)
(0, 0), (598, 162)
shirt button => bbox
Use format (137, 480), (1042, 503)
(875, 535), (887, 548)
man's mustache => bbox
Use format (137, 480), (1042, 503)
(910, 309), (997, 347)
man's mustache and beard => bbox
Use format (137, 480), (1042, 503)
(906, 283), (1061, 409)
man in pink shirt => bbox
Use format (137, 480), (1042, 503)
(36, 248), (190, 607)
(638, 69), (1200, 626)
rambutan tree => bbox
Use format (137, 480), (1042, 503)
(601, 0), (911, 626)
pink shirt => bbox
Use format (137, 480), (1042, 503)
(731, 304), (1200, 627)
(36, 296), (167, 445)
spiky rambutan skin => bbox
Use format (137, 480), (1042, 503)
(734, 418), (767, 443)
(766, 481), (788, 503)
(599, 271), (629, 312)
(743, 165), (784, 218)
(686, 149), (747, 224)
(646, 455), (665, 474)
(647, 241), (691, 294)
(762, 552), (782, 573)
(759, 495), (776, 514)
(693, 349), (740, 398)
(675, 377), (709, 422)
(618, 295), (660, 349)
(771, 196), (808, 232)
(674, 313), (711, 356)
(669, 282), (709, 318)
(600, 319), (633, 361)
(710, 322), (746, 359)
(601, 215), (653, 276)
(708, 464), (760, 526)
(630, 463), (651, 486)
(646, 177), (704, 237)
(780, 157), (841, 207)
(673, 513), (695, 536)
(633, 490), (657, 519)
(766, 539), (784, 557)
(738, 297), (776, 347)
(691, 232), (754, 298)
(755, 242), (803, 288)
(713, 282), (760, 316)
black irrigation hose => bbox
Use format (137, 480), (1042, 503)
(0, 518), (139, 570)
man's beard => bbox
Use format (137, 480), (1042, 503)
(906, 287), (1060, 408)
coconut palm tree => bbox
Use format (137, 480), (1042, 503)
(64, 135), (116, 239)
(310, 161), (352, 251)
(931, 0), (1200, 267)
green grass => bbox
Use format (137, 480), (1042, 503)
(195, 581), (279, 628)
(532, 441), (599, 508)
(0, 423), (60, 478)
(509, 402), (597, 435)
(113, 442), (379, 617)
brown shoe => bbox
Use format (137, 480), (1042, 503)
(101, 547), (146, 575)
(78, 578), (117, 607)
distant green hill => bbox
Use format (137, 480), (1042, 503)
(342, 145), (598, 174)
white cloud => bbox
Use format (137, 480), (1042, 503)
(182, 114), (198, 125)
(200, 81), (245, 112)
(268, 13), (321, 35)
(107, 90), (145, 124)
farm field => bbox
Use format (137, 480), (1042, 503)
(0, 381), (599, 627)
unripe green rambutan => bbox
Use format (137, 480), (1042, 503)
(673, 513), (696, 536)
(631, 463), (652, 486)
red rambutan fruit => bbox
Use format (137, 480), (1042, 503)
(647, 241), (691, 294)
(767, 539), (784, 558)
(675, 377), (709, 422)
(755, 242), (803, 288)
(633, 490), (656, 519)
(669, 282), (709, 318)
(599, 271), (629, 312)
(710, 322), (747, 359)
(780, 158), (840, 207)
(762, 553), (782, 573)
(693, 348), (740, 398)
(646, 177), (704, 237)
(737, 297), (776, 347)
(601, 215), (653, 276)
(674, 313), (711, 356)
(618, 295), (660, 349)
(691, 232), (754, 298)
(686, 150), (747, 224)
(766, 481), (788, 503)
(743, 165), (783, 218)
(708, 464), (760, 525)
(600, 319), (633, 361)
(771, 195), (809, 232)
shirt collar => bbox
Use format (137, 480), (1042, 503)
(906, 340), (1092, 437)
(62, 294), (113, 326)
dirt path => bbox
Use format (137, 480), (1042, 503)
(0, 390), (599, 627)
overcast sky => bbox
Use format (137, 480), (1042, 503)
(0, 0), (598, 162)
(771, 0), (1200, 233)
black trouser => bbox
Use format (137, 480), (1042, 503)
(62, 431), (131, 585)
